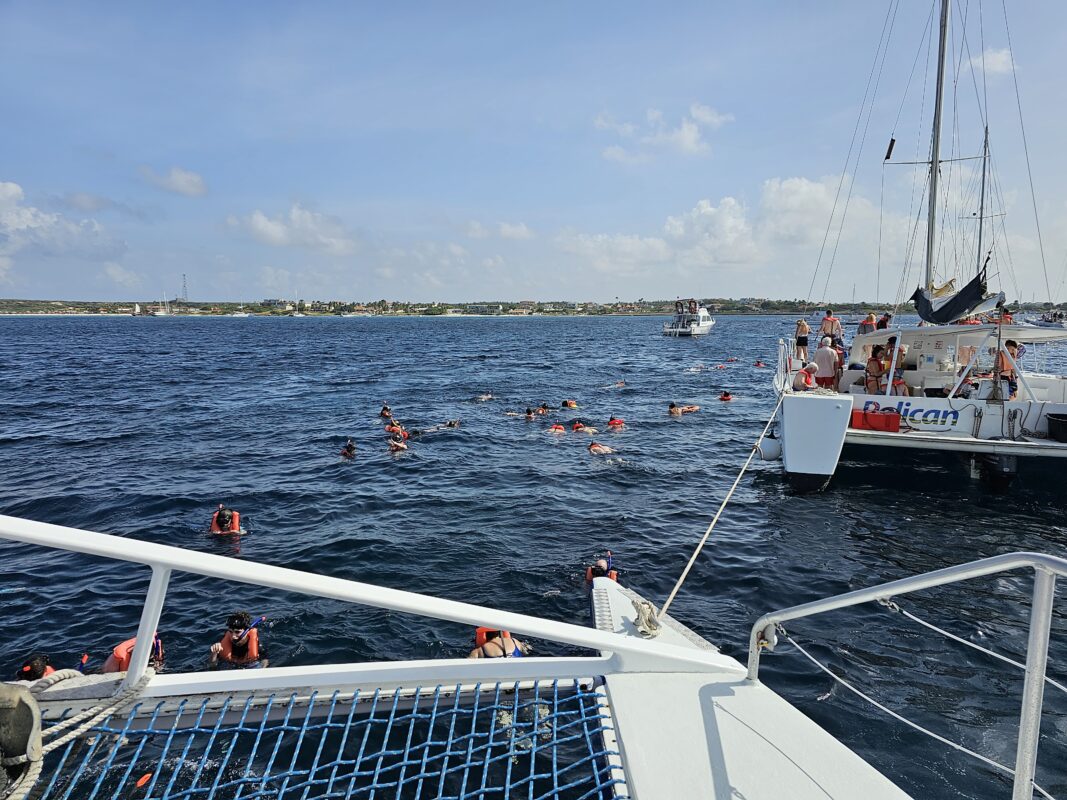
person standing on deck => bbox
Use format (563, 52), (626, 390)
(813, 337), (839, 390)
(819, 310), (844, 346)
(794, 319), (811, 362)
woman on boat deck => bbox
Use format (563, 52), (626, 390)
(794, 319), (811, 362)
(209, 611), (269, 669)
(864, 345), (887, 394)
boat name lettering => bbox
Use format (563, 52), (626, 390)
(862, 400), (960, 426)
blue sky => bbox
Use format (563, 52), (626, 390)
(2, 1), (1066, 303)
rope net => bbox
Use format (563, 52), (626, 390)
(35, 679), (627, 800)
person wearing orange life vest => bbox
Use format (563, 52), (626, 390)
(819, 308), (844, 345)
(15, 653), (55, 680)
(210, 505), (241, 534)
(209, 612), (268, 669)
(792, 363), (818, 391)
(103, 634), (165, 673)
(586, 554), (618, 582)
(995, 339), (1020, 400)
(468, 628), (531, 659)
(607, 415), (625, 428)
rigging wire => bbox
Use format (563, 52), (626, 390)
(804, 0), (898, 306)
(1001, 0), (1052, 303)
(778, 629), (1055, 800)
(818, 0), (901, 304)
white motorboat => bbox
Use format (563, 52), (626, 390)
(1030, 312), (1067, 329)
(663, 299), (715, 336)
(0, 513), (1060, 799)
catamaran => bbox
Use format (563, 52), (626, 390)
(766, 0), (1067, 490)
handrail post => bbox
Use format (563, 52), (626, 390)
(1012, 568), (1055, 800)
(121, 566), (171, 690)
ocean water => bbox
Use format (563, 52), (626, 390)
(0, 314), (1065, 799)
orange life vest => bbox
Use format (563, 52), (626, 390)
(585, 567), (618, 582)
(218, 628), (260, 664)
(475, 627), (511, 648)
(210, 510), (241, 533)
(608, 418), (624, 426)
(104, 635), (163, 673)
(797, 370), (813, 388)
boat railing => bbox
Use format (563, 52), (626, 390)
(0, 514), (726, 699)
(747, 551), (1066, 800)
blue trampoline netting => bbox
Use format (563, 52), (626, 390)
(36, 679), (629, 800)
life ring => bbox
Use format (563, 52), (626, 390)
(688, 300), (698, 314)
(675, 300), (684, 314)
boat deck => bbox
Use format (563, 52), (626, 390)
(845, 426), (1067, 456)
(591, 579), (910, 799)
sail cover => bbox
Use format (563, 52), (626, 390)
(910, 271), (1005, 324)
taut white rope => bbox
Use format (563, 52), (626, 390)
(658, 395), (785, 621)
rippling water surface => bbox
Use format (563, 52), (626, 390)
(1, 314), (1066, 798)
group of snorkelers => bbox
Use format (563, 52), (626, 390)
(12, 553), (621, 676)
(12, 610), (269, 680)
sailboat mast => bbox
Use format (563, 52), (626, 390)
(975, 126), (989, 274)
(924, 0), (950, 292)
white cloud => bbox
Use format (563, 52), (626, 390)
(102, 261), (142, 288)
(0, 255), (11, 283)
(259, 265), (293, 295)
(447, 242), (468, 258)
(466, 220), (490, 239)
(664, 196), (757, 264)
(594, 113), (636, 137)
(556, 231), (673, 274)
(482, 255), (504, 269)
(498, 222), (533, 240)
(602, 145), (646, 164)
(642, 117), (707, 155)
(231, 203), (357, 256)
(689, 103), (734, 130)
(0, 180), (126, 274)
(596, 101), (733, 161)
(139, 165), (207, 196)
(971, 47), (1014, 75)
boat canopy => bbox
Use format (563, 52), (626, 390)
(852, 324), (1067, 354)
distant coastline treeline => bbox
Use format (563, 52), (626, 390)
(0, 297), (1059, 316)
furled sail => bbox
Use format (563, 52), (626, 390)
(909, 271), (1005, 324)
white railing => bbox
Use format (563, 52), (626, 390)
(747, 551), (1066, 800)
(0, 514), (728, 698)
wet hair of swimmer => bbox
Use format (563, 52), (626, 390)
(480, 629), (503, 642)
(226, 611), (253, 632)
(18, 653), (51, 680)
(217, 508), (234, 528)
(669, 402), (677, 409)
(446, 420), (460, 428)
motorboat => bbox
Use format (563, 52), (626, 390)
(663, 299), (715, 336)
(0, 513), (1060, 799)
(1030, 312), (1067, 329)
